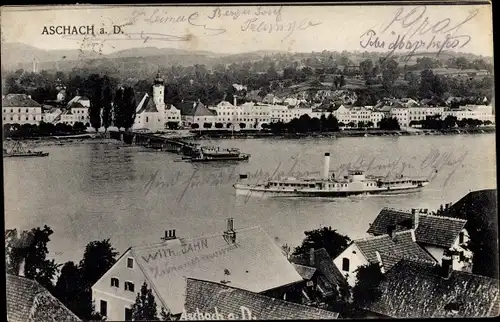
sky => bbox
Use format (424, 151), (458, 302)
(1, 4), (493, 56)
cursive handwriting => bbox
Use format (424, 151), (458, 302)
(241, 17), (321, 41)
(141, 148), (469, 203)
(207, 6), (283, 22)
(360, 5), (478, 61)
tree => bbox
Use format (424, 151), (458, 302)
(72, 122), (86, 133)
(166, 122), (179, 130)
(113, 87), (125, 130)
(5, 226), (60, 292)
(352, 263), (384, 308)
(79, 239), (119, 288)
(122, 86), (137, 131)
(101, 84), (113, 132)
(359, 59), (374, 80)
(292, 226), (351, 259)
(380, 58), (400, 88)
(85, 74), (103, 132)
(131, 281), (171, 321)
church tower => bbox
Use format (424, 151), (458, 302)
(153, 72), (165, 113)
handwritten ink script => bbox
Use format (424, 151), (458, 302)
(359, 5), (478, 61)
(62, 6), (322, 51)
(141, 239), (209, 264)
(148, 242), (240, 279)
(141, 148), (469, 201)
(181, 306), (257, 320)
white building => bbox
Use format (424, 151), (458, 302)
(370, 111), (385, 127)
(2, 94), (43, 125)
(42, 107), (63, 123)
(67, 95), (90, 108)
(333, 229), (436, 287)
(132, 73), (182, 132)
(91, 222), (303, 321)
(408, 106), (445, 123)
(442, 105), (494, 123)
(349, 107), (372, 126)
(332, 105), (350, 125)
(367, 208), (472, 273)
(67, 102), (90, 124)
(390, 107), (410, 127)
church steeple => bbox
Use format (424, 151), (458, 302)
(154, 71), (164, 86)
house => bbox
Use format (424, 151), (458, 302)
(42, 107), (63, 124)
(2, 94), (43, 125)
(290, 248), (350, 306)
(68, 102), (90, 124)
(333, 229), (435, 287)
(367, 208), (472, 272)
(183, 278), (339, 320)
(6, 274), (81, 322)
(132, 73), (182, 132)
(66, 95), (90, 108)
(365, 258), (500, 318)
(91, 220), (304, 321)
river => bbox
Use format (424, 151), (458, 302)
(3, 134), (496, 264)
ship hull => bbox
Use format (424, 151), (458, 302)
(233, 183), (427, 198)
(4, 153), (49, 158)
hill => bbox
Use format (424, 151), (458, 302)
(440, 189), (498, 279)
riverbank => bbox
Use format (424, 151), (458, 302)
(188, 126), (496, 140)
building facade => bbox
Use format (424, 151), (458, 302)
(2, 94), (43, 125)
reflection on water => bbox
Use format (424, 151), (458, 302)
(3, 134), (496, 264)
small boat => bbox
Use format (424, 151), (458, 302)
(185, 145), (250, 162)
(3, 141), (49, 158)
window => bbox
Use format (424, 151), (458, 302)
(127, 258), (134, 268)
(459, 232), (464, 244)
(125, 281), (135, 292)
(111, 277), (119, 287)
(146, 117), (149, 122)
(342, 258), (350, 271)
(125, 308), (133, 321)
(100, 300), (108, 317)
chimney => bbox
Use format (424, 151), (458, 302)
(233, 95), (237, 107)
(441, 250), (453, 279)
(375, 251), (385, 274)
(323, 153), (330, 179)
(414, 210), (420, 229)
(387, 225), (395, 239)
(162, 229), (177, 241)
(18, 258), (25, 277)
(224, 218), (236, 244)
(309, 248), (315, 266)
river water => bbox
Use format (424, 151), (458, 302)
(3, 134), (496, 264)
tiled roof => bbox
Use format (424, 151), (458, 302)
(354, 230), (436, 270)
(193, 102), (217, 117)
(184, 278), (339, 320)
(68, 102), (86, 109)
(367, 208), (467, 248)
(176, 101), (197, 115)
(313, 248), (349, 289)
(136, 94), (159, 114)
(2, 94), (41, 107)
(130, 226), (303, 315)
(291, 263), (317, 280)
(367, 260), (500, 318)
(6, 274), (81, 322)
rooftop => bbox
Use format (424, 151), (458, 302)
(354, 229), (436, 271)
(136, 93), (159, 113)
(7, 274), (81, 322)
(367, 259), (500, 318)
(184, 278), (339, 320)
(367, 208), (467, 248)
(2, 94), (41, 107)
(129, 225), (303, 315)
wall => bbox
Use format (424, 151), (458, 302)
(423, 229), (472, 272)
(92, 250), (167, 321)
(333, 243), (369, 287)
(2, 107), (43, 125)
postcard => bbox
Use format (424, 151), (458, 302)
(2, 2), (497, 321)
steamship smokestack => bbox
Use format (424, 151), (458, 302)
(323, 153), (330, 179)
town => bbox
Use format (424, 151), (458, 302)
(3, 4), (497, 321)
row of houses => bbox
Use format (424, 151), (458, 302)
(2, 74), (494, 131)
(84, 202), (498, 321)
(6, 203), (499, 321)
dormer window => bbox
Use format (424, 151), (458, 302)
(459, 232), (464, 244)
